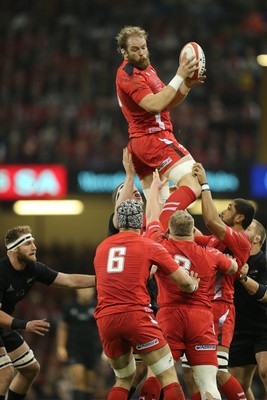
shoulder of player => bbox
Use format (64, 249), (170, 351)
(192, 242), (223, 262)
(120, 62), (154, 78)
(33, 261), (52, 272)
(144, 236), (170, 255)
(225, 226), (251, 249)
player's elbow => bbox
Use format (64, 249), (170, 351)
(178, 275), (196, 293)
(145, 104), (163, 114)
(139, 96), (164, 114)
(179, 283), (195, 293)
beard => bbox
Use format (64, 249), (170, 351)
(220, 213), (234, 227)
(127, 52), (150, 70)
(16, 249), (36, 265)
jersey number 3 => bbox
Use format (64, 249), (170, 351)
(107, 247), (126, 273)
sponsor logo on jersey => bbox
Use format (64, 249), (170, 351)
(158, 157), (172, 171)
(6, 285), (14, 292)
(136, 338), (159, 350)
(27, 277), (34, 285)
(148, 127), (162, 134)
(195, 344), (216, 351)
(159, 138), (173, 145)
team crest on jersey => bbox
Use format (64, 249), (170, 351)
(195, 344), (216, 351)
(136, 338), (159, 350)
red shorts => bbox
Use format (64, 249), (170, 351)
(128, 131), (190, 180)
(212, 301), (235, 348)
(96, 310), (167, 359)
(157, 306), (218, 366)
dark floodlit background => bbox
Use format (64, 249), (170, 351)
(0, 0), (267, 398)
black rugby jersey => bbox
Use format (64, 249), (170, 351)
(62, 298), (100, 349)
(234, 250), (267, 334)
(0, 256), (58, 315)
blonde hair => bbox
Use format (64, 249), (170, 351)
(116, 26), (148, 53)
(5, 225), (32, 247)
(169, 210), (194, 237)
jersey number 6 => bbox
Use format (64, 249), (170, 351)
(107, 247), (126, 273)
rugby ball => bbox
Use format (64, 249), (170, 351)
(179, 42), (206, 79)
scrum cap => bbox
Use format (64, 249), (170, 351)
(117, 199), (143, 229)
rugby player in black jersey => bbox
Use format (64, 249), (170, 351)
(57, 288), (102, 400)
(0, 225), (96, 400)
(229, 219), (267, 399)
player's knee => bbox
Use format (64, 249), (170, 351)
(149, 352), (174, 377)
(0, 364), (15, 388)
(17, 360), (40, 382)
(258, 364), (267, 384)
(168, 160), (195, 187)
(113, 357), (136, 380)
(216, 369), (229, 387)
(217, 351), (229, 374)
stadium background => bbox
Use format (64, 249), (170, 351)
(0, 0), (267, 398)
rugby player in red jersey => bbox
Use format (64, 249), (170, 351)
(180, 163), (255, 400)
(115, 26), (206, 231)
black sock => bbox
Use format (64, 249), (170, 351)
(127, 386), (137, 399)
(7, 390), (26, 400)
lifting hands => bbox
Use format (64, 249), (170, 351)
(192, 162), (207, 185)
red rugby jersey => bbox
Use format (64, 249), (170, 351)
(94, 231), (179, 319)
(195, 225), (251, 303)
(146, 221), (232, 309)
(116, 60), (173, 137)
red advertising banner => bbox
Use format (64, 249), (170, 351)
(0, 165), (67, 199)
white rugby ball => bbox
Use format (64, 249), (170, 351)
(179, 42), (206, 79)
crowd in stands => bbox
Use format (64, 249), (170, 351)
(0, 0), (266, 173)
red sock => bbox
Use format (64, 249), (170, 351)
(163, 382), (186, 400)
(190, 392), (201, 400)
(108, 386), (129, 400)
(139, 376), (162, 400)
(159, 186), (196, 231)
(220, 376), (247, 400)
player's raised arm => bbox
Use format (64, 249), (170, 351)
(193, 162), (226, 240)
(146, 169), (168, 224)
